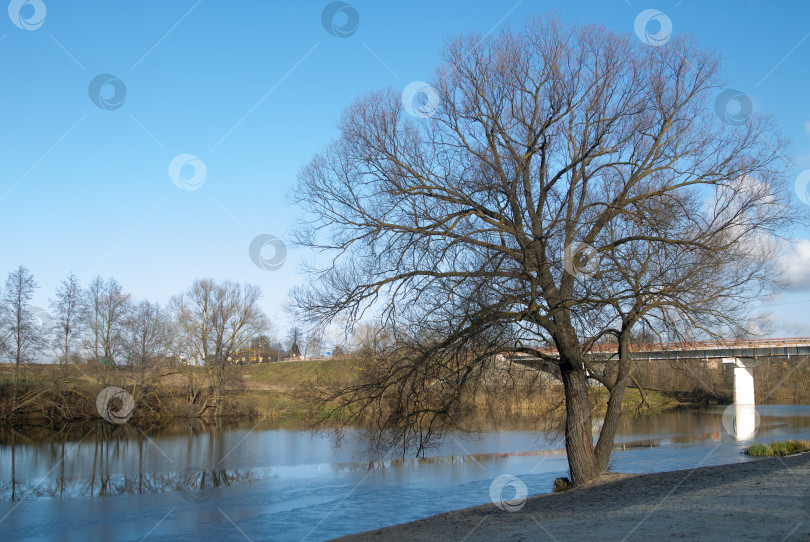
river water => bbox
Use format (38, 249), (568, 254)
(1, 405), (809, 541)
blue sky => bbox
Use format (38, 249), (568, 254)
(2, 0), (810, 336)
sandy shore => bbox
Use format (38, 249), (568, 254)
(333, 453), (810, 541)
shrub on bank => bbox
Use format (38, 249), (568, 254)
(745, 440), (810, 457)
(744, 443), (774, 457)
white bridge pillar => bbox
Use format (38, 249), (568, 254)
(721, 357), (756, 405)
(721, 357), (757, 439)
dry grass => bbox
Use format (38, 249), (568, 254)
(0, 359), (683, 424)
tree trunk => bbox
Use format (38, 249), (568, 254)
(594, 332), (633, 472)
(10, 358), (19, 420)
(11, 319), (21, 419)
(593, 383), (627, 473)
(560, 360), (597, 485)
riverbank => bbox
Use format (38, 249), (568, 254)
(0, 359), (357, 424)
(335, 452), (810, 541)
(0, 360), (685, 426)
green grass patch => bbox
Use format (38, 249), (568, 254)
(235, 359), (363, 419)
(241, 359), (360, 388)
(744, 440), (810, 457)
(620, 388), (682, 411)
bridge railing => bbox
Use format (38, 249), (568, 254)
(531, 337), (810, 356)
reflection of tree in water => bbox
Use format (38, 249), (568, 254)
(612, 408), (810, 448)
(1, 466), (257, 501)
(0, 417), (260, 445)
(331, 449), (563, 473)
(0, 420), (260, 501)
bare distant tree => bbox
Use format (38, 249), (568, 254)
(96, 278), (132, 364)
(170, 279), (268, 414)
(352, 324), (393, 358)
(290, 14), (796, 484)
(287, 326), (302, 358)
(83, 276), (104, 362)
(49, 272), (84, 364)
(1, 265), (42, 416)
(304, 330), (323, 359)
(124, 300), (170, 367)
(0, 285), (6, 358)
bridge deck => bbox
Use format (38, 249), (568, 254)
(532, 337), (810, 360)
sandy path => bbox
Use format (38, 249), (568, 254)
(333, 453), (810, 541)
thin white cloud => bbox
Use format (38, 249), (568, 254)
(780, 238), (810, 292)
(767, 312), (810, 337)
(780, 319), (810, 336)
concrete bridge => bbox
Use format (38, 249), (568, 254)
(521, 337), (810, 439)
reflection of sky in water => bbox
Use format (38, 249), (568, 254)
(0, 405), (809, 541)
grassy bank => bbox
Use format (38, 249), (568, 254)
(0, 359), (686, 427)
(0, 359), (359, 424)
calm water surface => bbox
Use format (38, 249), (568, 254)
(1, 405), (810, 541)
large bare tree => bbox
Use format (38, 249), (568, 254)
(290, 14), (795, 485)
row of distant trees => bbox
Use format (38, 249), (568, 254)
(0, 265), (343, 370)
(0, 265), (391, 417)
(0, 265), (348, 417)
